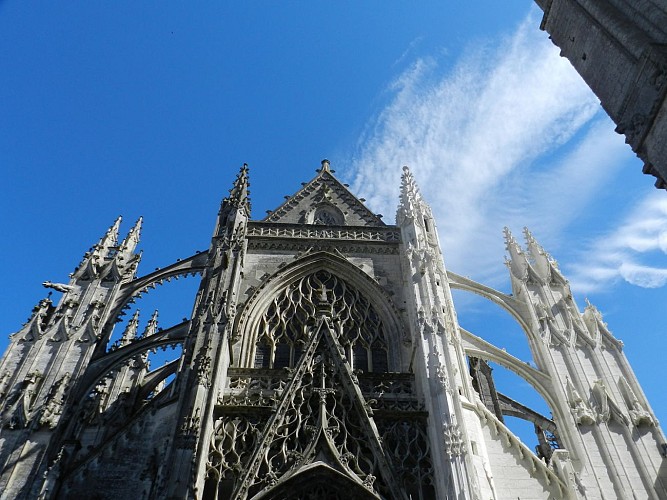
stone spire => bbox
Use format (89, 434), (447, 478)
(504, 227), (528, 281)
(142, 310), (159, 338)
(214, 164), (252, 239)
(397, 165), (428, 224)
(98, 216), (122, 251)
(120, 310), (140, 346)
(71, 216), (142, 281)
(400, 166), (421, 207)
(120, 217), (143, 255)
(523, 227), (554, 282)
(225, 164), (251, 216)
(74, 217), (122, 275)
(523, 227), (545, 256)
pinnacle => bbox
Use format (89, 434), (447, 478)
(400, 165), (415, 189)
(522, 227), (559, 271)
(76, 216), (124, 270)
(142, 310), (159, 337)
(120, 310), (141, 344)
(523, 226), (535, 242)
(503, 227), (518, 250)
(98, 216), (123, 250)
(503, 227), (531, 281)
(584, 297), (599, 314)
(398, 165), (422, 207)
(396, 165), (434, 225)
(121, 217), (143, 254)
(523, 227), (544, 253)
(225, 164), (251, 215)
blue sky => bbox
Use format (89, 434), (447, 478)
(1, 2), (665, 446)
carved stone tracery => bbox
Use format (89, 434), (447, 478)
(253, 271), (389, 373)
(206, 270), (434, 499)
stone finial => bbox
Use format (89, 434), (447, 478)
(503, 227), (529, 281)
(396, 165), (438, 228)
(142, 310), (159, 337)
(98, 216), (122, 251)
(120, 310), (140, 345)
(75, 216), (124, 272)
(320, 159), (330, 172)
(397, 165), (426, 222)
(523, 227), (553, 281)
(226, 164), (251, 215)
(502, 227), (516, 250)
(120, 217), (143, 254)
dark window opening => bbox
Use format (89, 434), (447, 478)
(371, 347), (388, 373)
(254, 343), (270, 368)
(353, 344), (369, 372)
(274, 343), (291, 369)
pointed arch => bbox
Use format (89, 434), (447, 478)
(446, 272), (562, 431)
(99, 252), (207, 346)
(447, 271), (534, 336)
(252, 462), (380, 500)
(460, 327), (555, 409)
(67, 321), (188, 411)
(235, 251), (406, 371)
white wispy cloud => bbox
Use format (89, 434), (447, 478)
(346, 9), (642, 288)
(568, 193), (667, 292)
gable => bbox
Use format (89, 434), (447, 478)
(263, 162), (385, 227)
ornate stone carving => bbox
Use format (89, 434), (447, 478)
(176, 408), (201, 449)
(194, 340), (212, 388)
(247, 223), (400, 243)
(443, 422), (465, 458)
(566, 380), (596, 426)
(618, 377), (654, 427)
(212, 309), (431, 498)
(592, 380), (611, 423)
(39, 373), (71, 429)
(252, 271), (389, 373)
(248, 239), (399, 255)
(436, 365), (451, 393)
(1, 371), (43, 429)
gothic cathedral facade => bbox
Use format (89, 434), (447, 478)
(0, 163), (666, 499)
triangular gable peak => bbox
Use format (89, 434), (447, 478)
(262, 160), (385, 227)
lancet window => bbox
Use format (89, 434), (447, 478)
(253, 270), (389, 372)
